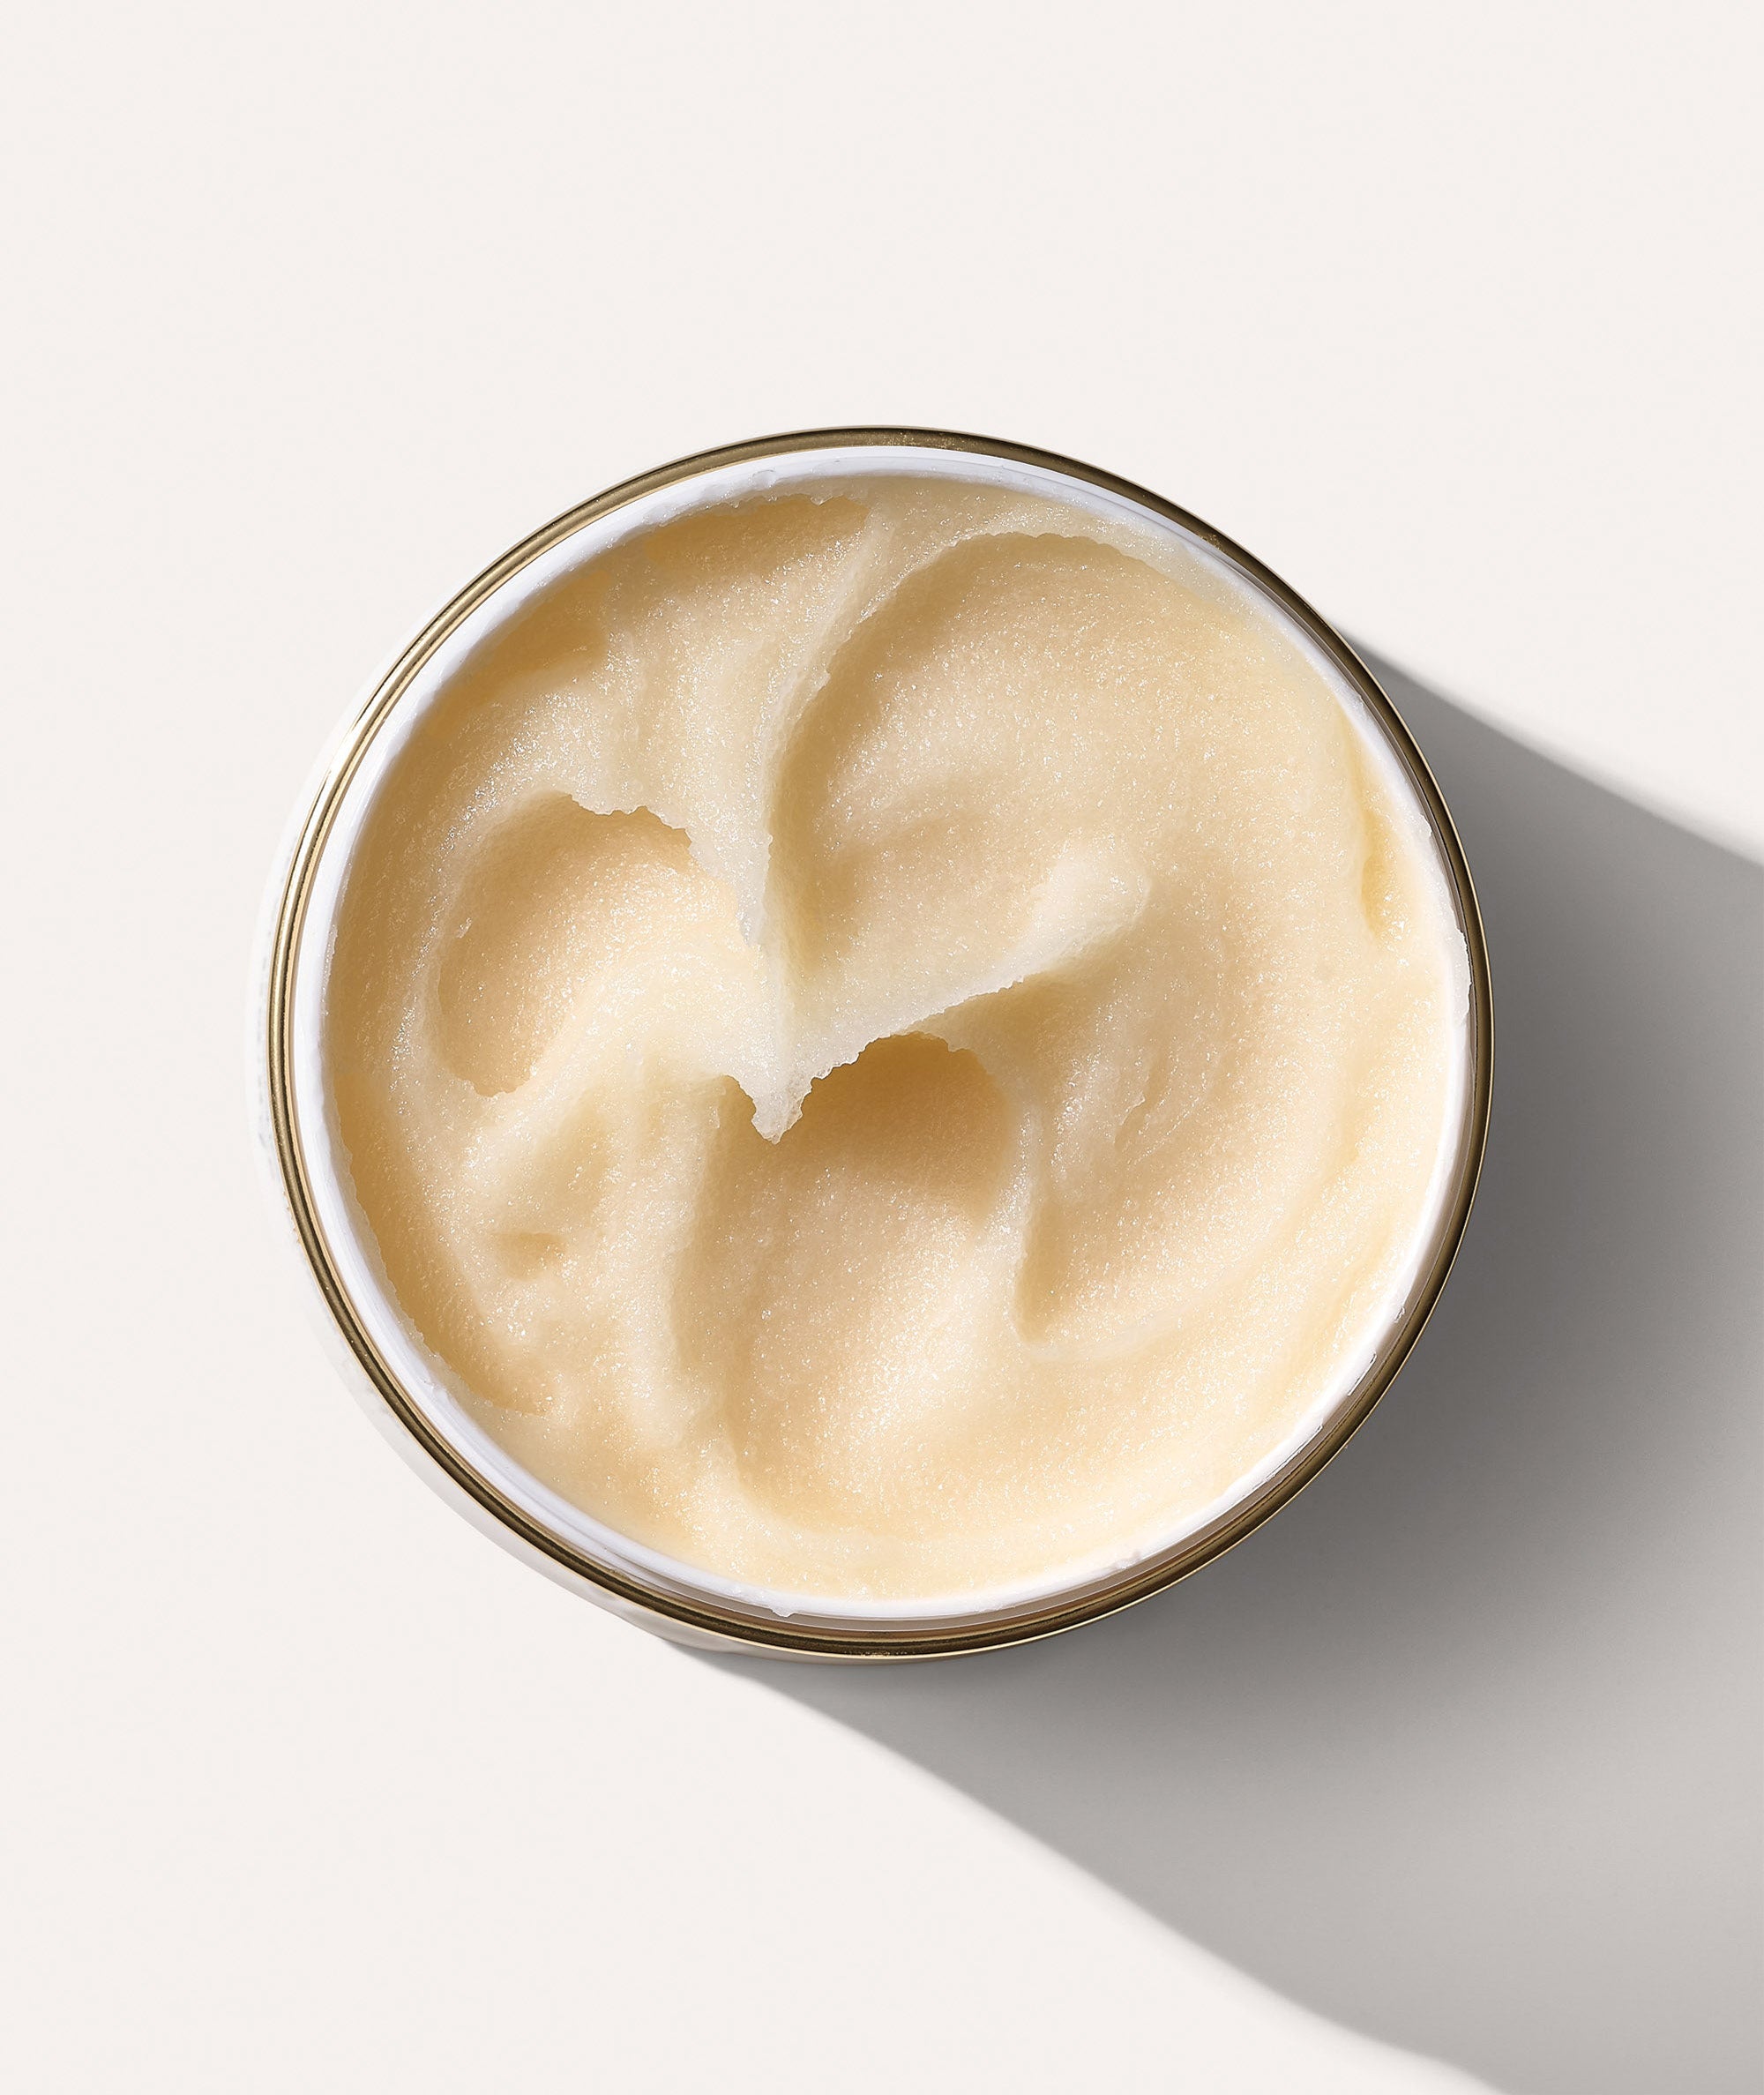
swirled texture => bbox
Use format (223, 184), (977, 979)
(327, 475), (1465, 1601)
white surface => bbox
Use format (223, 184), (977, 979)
(2, 7), (1759, 2094)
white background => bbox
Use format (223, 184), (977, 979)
(3, 7), (1759, 2093)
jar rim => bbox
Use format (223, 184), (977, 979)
(258, 426), (1494, 1660)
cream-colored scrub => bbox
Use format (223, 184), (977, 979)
(327, 475), (1465, 1602)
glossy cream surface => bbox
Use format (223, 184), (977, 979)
(325, 472), (1466, 1602)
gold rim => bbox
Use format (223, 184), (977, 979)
(264, 427), (1494, 1660)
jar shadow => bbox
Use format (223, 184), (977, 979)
(707, 656), (1764, 2095)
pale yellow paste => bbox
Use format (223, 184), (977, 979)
(326, 474), (1465, 1602)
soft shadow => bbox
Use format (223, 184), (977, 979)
(717, 663), (1764, 2095)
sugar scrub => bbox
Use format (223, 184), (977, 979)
(325, 473), (1468, 1603)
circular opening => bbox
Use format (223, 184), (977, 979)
(263, 429), (1492, 1658)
